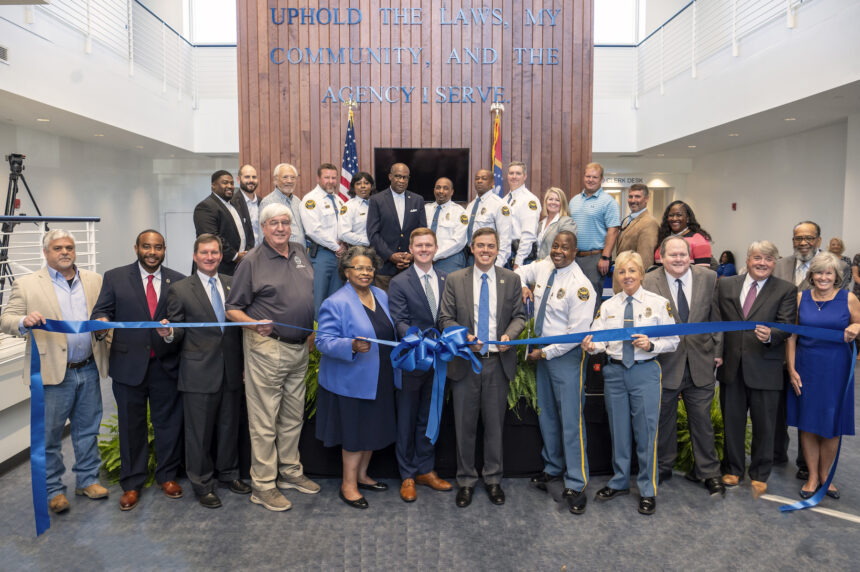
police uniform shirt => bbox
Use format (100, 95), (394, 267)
(337, 196), (370, 246)
(465, 191), (513, 266)
(588, 286), (680, 359)
(300, 185), (344, 252)
(506, 185), (542, 266)
(425, 200), (468, 260)
(516, 258), (595, 359)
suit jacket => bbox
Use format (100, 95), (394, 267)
(230, 192), (257, 249)
(316, 282), (402, 396)
(615, 210), (659, 269)
(366, 188), (428, 276)
(91, 262), (185, 386)
(715, 274), (797, 390)
(536, 215), (578, 260)
(1, 267), (109, 385)
(193, 193), (243, 275)
(438, 266), (526, 382)
(165, 273), (243, 393)
(643, 266), (722, 389)
(773, 253), (851, 291)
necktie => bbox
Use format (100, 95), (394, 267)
(431, 205), (442, 234)
(621, 214), (632, 230)
(326, 193), (338, 219)
(676, 278), (689, 323)
(506, 192), (513, 204)
(423, 274), (437, 321)
(478, 273), (490, 355)
(146, 275), (157, 357)
(534, 268), (557, 337)
(210, 277), (225, 332)
(742, 281), (758, 318)
(622, 296), (635, 368)
(795, 262), (807, 287)
(466, 197), (482, 242)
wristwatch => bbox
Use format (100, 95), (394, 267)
(539, 350), (547, 359)
(600, 255), (611, 261)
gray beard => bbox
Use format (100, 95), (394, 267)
(794, 248), (816, 262)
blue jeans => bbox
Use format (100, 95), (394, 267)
(43, 360), (103, 499)
(310, 247), (343, 319)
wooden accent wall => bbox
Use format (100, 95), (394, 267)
(237, 1), (593, 201)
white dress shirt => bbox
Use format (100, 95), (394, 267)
(506, 185), (542, 266)
(664, 267), (692, 309)
(139, 263), (163, 302)
(197, 270), (225, 309)
(472, 265), (498, 352)
(213, 193), (246, 256)
(300, 185), (344, 252)
(242, 192), (261, 246)
(414, 265), (440, 311)
(740, 274), (769, 305)
(337, 196), (370, 246)
(464, 192), (513, 266)
(391, 189), (406, 227)
(587, 286), (680, 359)
(425, 200), (468, 260)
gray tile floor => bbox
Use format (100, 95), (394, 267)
(1, 370), (859, 571)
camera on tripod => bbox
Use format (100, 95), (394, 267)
(6, 153), (25, 176)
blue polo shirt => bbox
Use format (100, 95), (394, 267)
(568, 188), (621, 251)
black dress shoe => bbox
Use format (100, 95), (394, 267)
(638, 496), (656, 515)
(562, 488), (587, 515)
(357, 481), (388, 492)
(456, 486), (474, 508)
(530, 472), (561, 491)
(339, 490), (369, 509)
(799, 487), (817, 500)
(703, 477), (725, 496)
(595, 486), (629, 501)
(198, 492), (222, 509)
(658, 471), (673, 484)
(796, 467), (810, 481)
(485, 483), (505, 505)
(229, 480), (252, 494)
(684, 471), (702, 483)
(826, 488), (840, 500)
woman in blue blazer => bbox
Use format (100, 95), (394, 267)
(315, 246), (400, 509)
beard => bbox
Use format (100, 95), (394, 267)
(794, 247), (816, 262)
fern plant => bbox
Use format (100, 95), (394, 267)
(673, 386), (751, 473)
(507, 319), (538, 416)
(98, 406), (157, 487)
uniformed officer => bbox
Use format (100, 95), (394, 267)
(300, 162), (345, 317)
(464, 169), (513, 267)
(425, 177), (468, 274)
(504, 161), (541, 269)
(516, 230), (595, 515)
(337, 172), (375, 247)
(582, 250), (679, 516)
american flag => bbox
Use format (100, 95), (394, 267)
(491, 110), (503, 196)
(339, 108), (357, 202)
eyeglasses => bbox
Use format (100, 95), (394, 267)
(266, 220), (291, 228)
(347, 265), (375, 273)
(391, 174), (409, 180)
(792, 235), (818, 243)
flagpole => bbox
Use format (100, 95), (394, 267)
(490, 102), (505, 196)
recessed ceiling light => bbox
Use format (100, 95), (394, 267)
(728, 133), (739, 137)
(657, 153), (665, 157)
(170, 154), (175, 158)
(93, 133), (104, 137)
(687, 145), (696, 148)
(784, 117), (796, 121)
(135, 145), (144, 149)
(36, 118), (50, 122)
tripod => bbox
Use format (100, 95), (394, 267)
(0, 153), (43, 307)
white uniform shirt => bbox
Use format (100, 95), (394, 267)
(472, 265), (499, 352)
(516, 259), (595, 360)
(425, 200), (468, 261)
(300, 185), (344, 252)
(337, 196), (370, 246)
(588, 286), (680, 359)
(506, 185), (542, 266)
(464, 191), (513, 266)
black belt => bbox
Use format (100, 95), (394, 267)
(67, 356), (94, 370)
(607, 357), (656, 366)
(473, 351), (501, 360)
(269, 333), (305, 345)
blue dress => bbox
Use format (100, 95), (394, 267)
(787, 289), (854, 438)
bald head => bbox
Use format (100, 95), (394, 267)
(474, 169), (494, 196)
(434, 177), (454, 204)
(238, 164), (258, 196)
(389, 163), (410, 193)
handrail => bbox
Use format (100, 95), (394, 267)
(0, 216), (101, 222)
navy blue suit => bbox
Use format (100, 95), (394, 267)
(91, 262), (185, 492)
(388, 266), (446, 480)
(367, 188), (427, 277)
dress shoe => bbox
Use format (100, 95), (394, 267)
(595, 486), (629, 501)
(562, 488), (587, 515)
(638, 496), (656, 515)
(400, 479), (417, 503)
(75, 483), (109, 499)
(796, 467), (810, 481)
(703, 477), (725, 496)
(49, 493), (70, 514)
(684, 471), (702, 483)
(750, 480), (767, 499)
(530, 472), (561, 491)
(197, 492), (222, 509)
(415, 471), (453, 491)
(357, 481), (388, 492)
(160, 480), (183, 499)
(720, 474), (740, 487)
(229, 480), (252, 495)
(799, 486), (817, 500)
(455, 486), (474, 508)
(826, 488), (840, 500)
(658, 471), (673, 484)
(485, 483), (505, 505)
(119, 490), (139, 511)
(339, 490), (369, 509)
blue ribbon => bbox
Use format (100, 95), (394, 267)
(28, 336), (49, 537)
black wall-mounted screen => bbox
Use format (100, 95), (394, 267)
(374, 148), (470, 203)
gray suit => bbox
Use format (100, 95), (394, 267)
(644, 266), (722, 479)
(536, 215), (578, 260)
(773, 253), (851, 290)
(438, 266), (526, 487)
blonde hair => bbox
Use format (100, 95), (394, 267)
(542, 187), (570, 218)
(614, 250), (645, 278)
(806, 251), (843, 287)
(585, 162), (604, 178)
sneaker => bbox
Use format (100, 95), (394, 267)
(250, 488), (292, 512)
(75, 483), (109, 499)
(277, 473), (321, 494)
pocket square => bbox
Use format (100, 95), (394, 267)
(409, 208), (418, 212)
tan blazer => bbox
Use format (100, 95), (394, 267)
(0, 267), (109, 385)
(615, 210), (659, 268)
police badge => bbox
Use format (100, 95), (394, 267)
(556, 288), (566, 299)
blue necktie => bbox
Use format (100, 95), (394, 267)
(209, 277), (225, 332)
(326, 193), (338, 219)
(478, 273), (490, 355)
(622, 296), (634, 368)
(676, 278), (689, 323)
(466, 197), (481, 241)
(534, 268), (557, 337)
(506, 193), (513, 204)
(431, 204), (442, 234)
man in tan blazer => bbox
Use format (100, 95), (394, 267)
(614, 184), (659, 292)
(1, 229), (109, 514)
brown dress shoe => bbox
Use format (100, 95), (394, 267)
(400, 479), (417, 502)
(75, 483), (109, 499)
(49, 494), (70, 514)
(120, 490), (139, 511)
(721, 474), (740, 487)
(750, 480), (767, 499)
(415, 471), (453, 491)
(161, 480), (183, 499)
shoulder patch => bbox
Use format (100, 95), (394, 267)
(529, 200), (538, 210)
(666, 302), (673, 317)
(460, 213), (469, 224)
(577, 287), (590, 301)
(501, 206), (511, 216)
(305, 199), (316, 210)
(340, 205), (348, 215)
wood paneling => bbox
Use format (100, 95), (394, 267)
(238, 0), (593, 201)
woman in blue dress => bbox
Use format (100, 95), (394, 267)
(786, 252), (860, 499)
